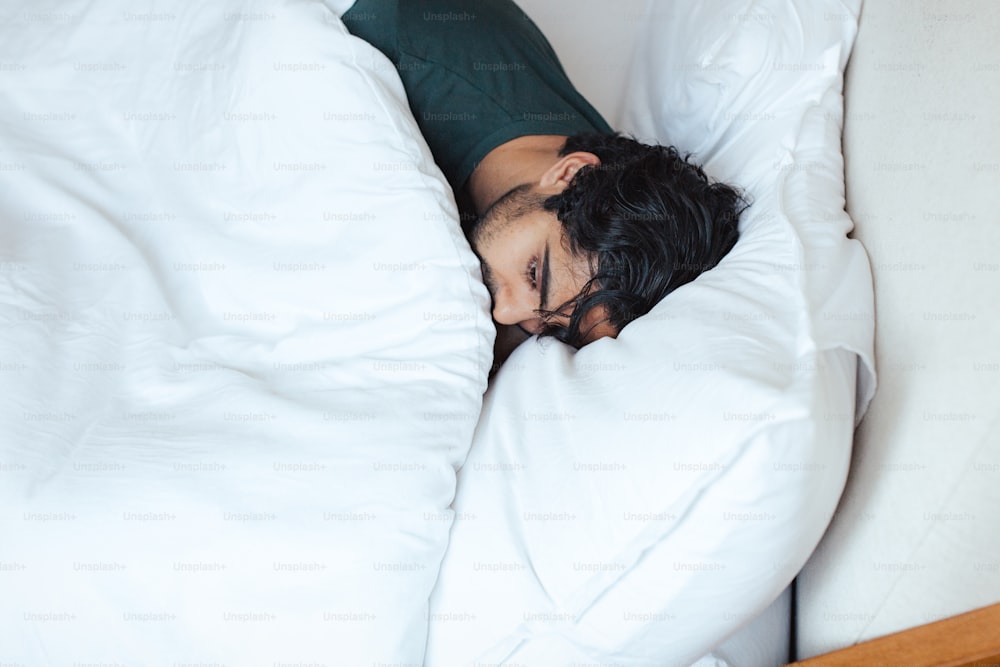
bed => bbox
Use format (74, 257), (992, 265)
(1, 1), (881, 665)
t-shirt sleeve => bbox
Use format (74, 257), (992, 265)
(343, 0), (613, 191)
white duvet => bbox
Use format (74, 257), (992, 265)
(0, 2), (491, 665)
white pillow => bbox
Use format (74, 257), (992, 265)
(426, 1), (875, 665)
(0, 2), (490, 665)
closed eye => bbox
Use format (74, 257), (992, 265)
(525, 256), (538, 290)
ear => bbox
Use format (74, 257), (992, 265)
(537, 151), (601, 193)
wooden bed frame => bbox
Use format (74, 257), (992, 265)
(787, 603), (1000, 666)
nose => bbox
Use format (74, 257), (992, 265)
(492, 285), (543, 334)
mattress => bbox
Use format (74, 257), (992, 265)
(795, 0), (1000, 657)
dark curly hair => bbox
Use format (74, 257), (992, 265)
(471, 133), (748, 347)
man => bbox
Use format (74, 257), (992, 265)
(343, 0), (746, 360)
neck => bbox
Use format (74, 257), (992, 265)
(465, 135), (568, 214)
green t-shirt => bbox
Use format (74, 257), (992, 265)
(342, 0), (614, 192)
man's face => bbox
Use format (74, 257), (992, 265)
(474, 207), (615, 343)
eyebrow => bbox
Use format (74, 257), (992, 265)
(539, 241), (551, 311)
(481, 261), (498, 297)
